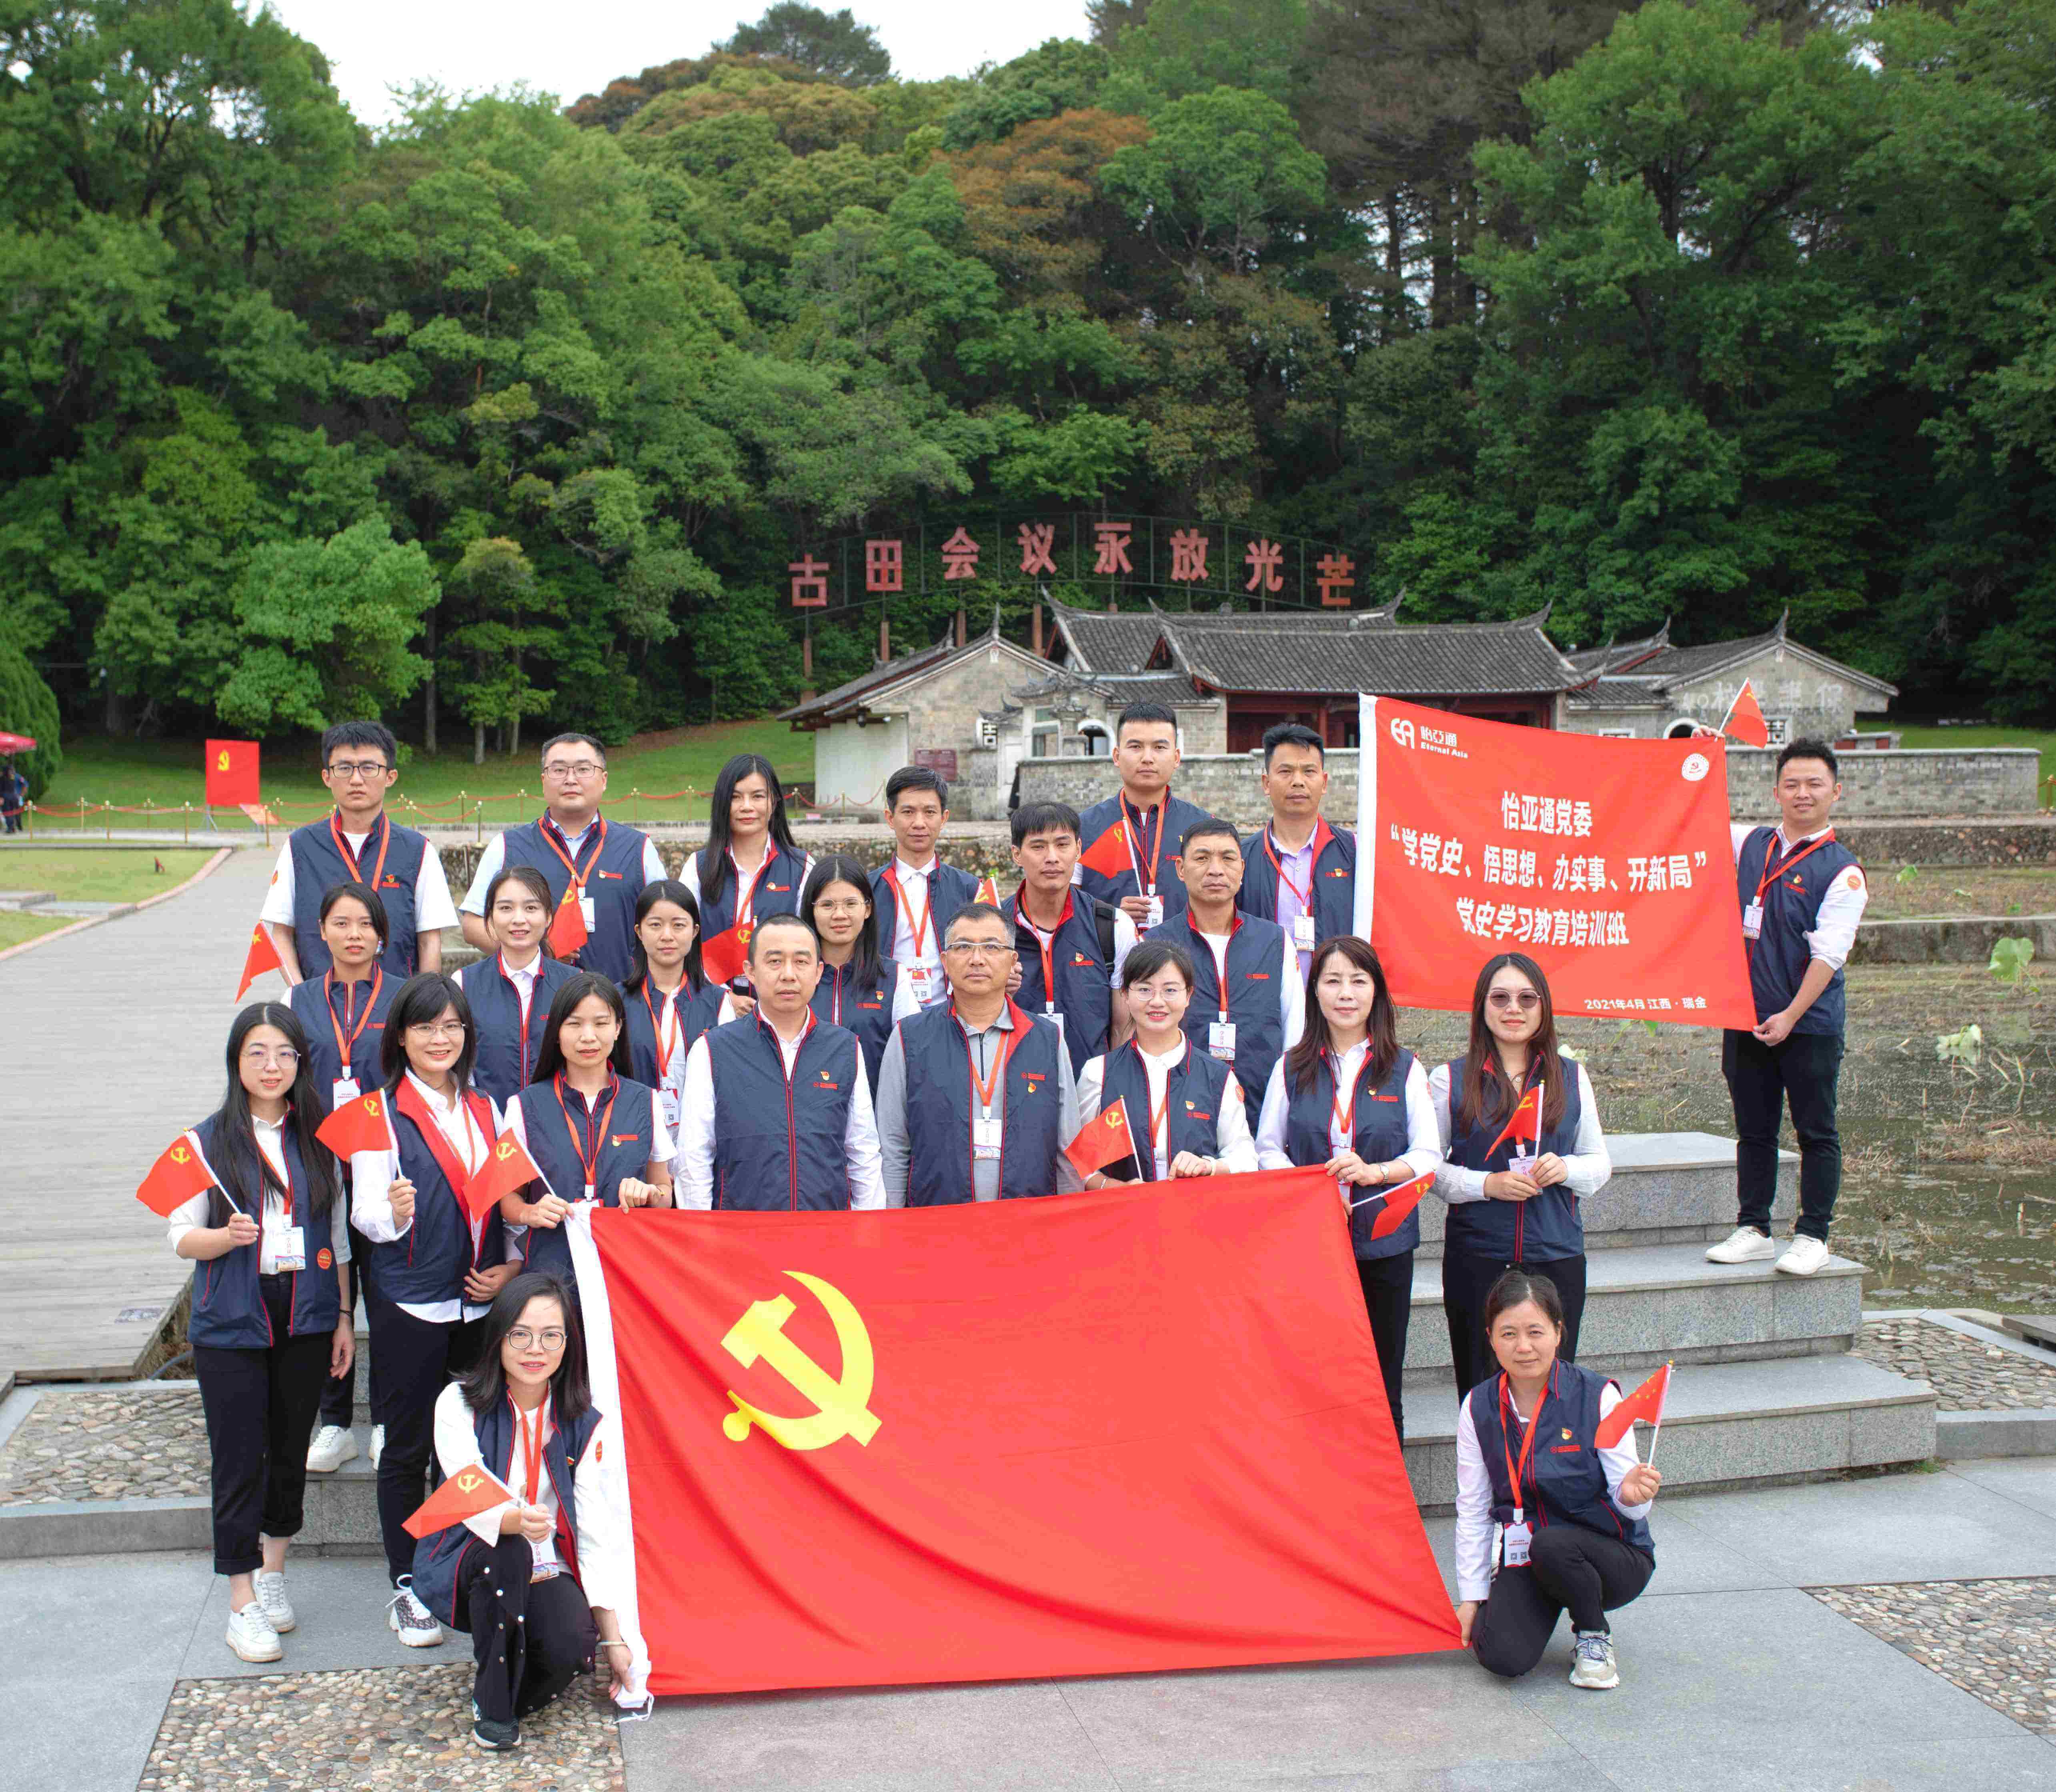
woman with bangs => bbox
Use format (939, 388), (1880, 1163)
(801, 855), (921, 1093)
(619, 879), (737, 1132)
(460, 865), (577, 1109)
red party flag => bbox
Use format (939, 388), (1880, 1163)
(974, 874), (1001, 906)
(136, 1131), (220, 1218)
(235, 923), (282, 1000)
(701, 922), (750, 988)
(1718, 679), (1770, 748)
(465, 1132), (546, 1222)
(402, 1461), (517, 1539)
(547, 883), (589, 957)
(316, 1089), (396, 1160)
(1595, 1362), (1672, 1449)
(1365, 1167), (1435, 1240)
(1078, 822), (1133, 881)
(1063, 1100), (1139, 1179)
(205, 739), (260, 806)
(1485, 1082), (1544, 1159)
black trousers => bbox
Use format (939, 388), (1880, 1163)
(1472, 1527), (1653, 1678)
(1442, 1250), (1587, 1401)
(1722, 1029), (1844, 1242)
(459, 1534), (597, 1724)
(317, 1241), (374, 1430)
(369, 1292), (484, 1585)
(1355, 1250), (1415, 1444)
(193, 1276), (332, 1577)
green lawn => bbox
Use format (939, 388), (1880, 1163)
(1896, 724), (2056, 791)
(0, 848), (214, 903)
(0, 911), (72, 950)
(31, 719), (813, 832)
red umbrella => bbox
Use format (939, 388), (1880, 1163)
(0, 732), (36, 753)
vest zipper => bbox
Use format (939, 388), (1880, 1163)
(783, 1046), (799, 1210)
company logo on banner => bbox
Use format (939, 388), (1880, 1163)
(1355, 696), (1755, 1027)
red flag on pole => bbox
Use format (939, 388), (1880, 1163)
(1063, 1100), (1139, 1179)
(1360, 1167), (1435, 1240)
(973, 874), (1001, 906)
(1484, 1082), (1544, 1159)
(316, 1090), (396, 1160)
(547, 884), (589, 958)
(465, 1133), (545, 1222)
(1595, 1362), (1672, 1448)
(402, 1461), (517, 1539)
(701, 924), (750, 988)
(205, 740), (260, 806)
(1077, 822), (1132, 881)
(235, 924), (282, 1000)
(1718, 679), (1770, 748)
(136, 1132), (220, 1217)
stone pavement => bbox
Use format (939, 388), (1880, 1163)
(8, 1461), (2053, 1792)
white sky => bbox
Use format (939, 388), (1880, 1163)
(263, 0), (1092, 126)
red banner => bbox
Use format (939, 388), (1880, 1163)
(1355, 697), (1754, 1026)
(205, 739), (260, 806)
(569, 1171), (1458, 1695)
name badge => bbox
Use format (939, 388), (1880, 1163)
(1142, 895), (1164, 929)
(264, 1216), (306, 1272)
(659, 1089), (681, 1131)
(907, 964), (938, 1005)
(332, 1077), (360, 1107)
(583, 1182), (597, 1203)
(1501, 1519), (1533, 1570)
(972, 1111), (1003, 1160)
(1043, 1006), (1065, 1044)
(1292, 914), (1317, 950)
(1508, 1151), (1537, 1180)
(1207, 1020), (1237, 1061)
(579, 894), (597, 930)
(1741, 900), (1764, 940)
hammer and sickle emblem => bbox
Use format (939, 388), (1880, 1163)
(363, 1094), (381, 1117)
(456, 1469), (482, 1494)
(497, 1140), (516, 1161)
(720, 1271), (879, 1452)
(216, 750), (230, 771)
(170, 1145), (190, 1165)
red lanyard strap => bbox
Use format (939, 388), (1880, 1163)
(883, 865), (935, 959)
(1016, 891), (1073, 1006)
(643, 983), (683, 1076)
(1262, 820), (1330, 909)
(729, 845), (777, 930)
(1327, 1048), (1363, 1146)
(540, 815), (607, 894)
(514, 1394), (549, 1506)
(556, 1073), (619, 1192)
(1498, 1374), (1546, 1520)
(1142, 1038), (1186, 1162)
(1192, 914), (1240, 1022)
(964, 1012), (1021, 1118)
(1122, 795), (1169, 896)
(330, 811), (391, 892)
(324, 968), (383, 1072)
(1754, 828), (1835, 905)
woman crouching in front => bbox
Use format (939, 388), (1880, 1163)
(409, 1272), (643, 1752)
(1455, 1271), (1659, 1691)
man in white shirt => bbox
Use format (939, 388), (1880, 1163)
(869, 766), (982, 1009)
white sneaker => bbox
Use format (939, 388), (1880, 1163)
(1776, 1235), (1833, 1277)
(1569, 1629), (1619, 1690)
(226, 1600), (282, 1663)
(254, 1569), (296, 1633)
(1706, 1226), (1775, 1264)
(387, 1579), (444, 1647)
(368, 1424), (385, 1470)
(305, 1424), (358, 1473)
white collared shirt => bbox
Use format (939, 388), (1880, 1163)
(1075, 1040), (1258, 1178)
(502, 1081), (677, 1182)
(460, 821), (668, 915)
(1729, 822), (1868, 970)
(261, 826), (459, 934)
(1425, 1060), (1611, 1204)
(1255, 1045), (1441, 1178)
(677, 842), (816, 920)
(886, 856), (945, 994)
(165, 1114), (352, 1273)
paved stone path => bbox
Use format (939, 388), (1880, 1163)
(0, 848), (272, 1379)
(1854, 1314), (2056, 1410)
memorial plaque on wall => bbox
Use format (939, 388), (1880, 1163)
(914, 748), (959, 780)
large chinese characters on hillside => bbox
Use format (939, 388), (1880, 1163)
(1354, 697), (1756, 1027)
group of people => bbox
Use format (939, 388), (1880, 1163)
(164, 702), (1867, 1742)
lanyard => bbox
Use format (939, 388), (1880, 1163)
(1753, 828), (1836, 906)
(1262, 820), (1329, 913)
(643, 982), (683, 1077)
(329, 811), (390, 892)
(962, 1010), (1021, 1121)
(1142, 1039), (1186, 1167)
(324, 968), (383, 1075)
(728, 844), (777, 930)
(1121, 794), (1169, 897)
(513, 1394), (549, 1506)
(498, 952), (542, 1081)
(883, 864), (936, 961)
(1015, 890), (1073, 1009)
(539, 814), (607, 897)
(1498, 1373), (1547, 1524)
(1327, 1046), (1366, 1149)
(1191, 914), (1241, 1023)
(556, 1072), (619, 1195)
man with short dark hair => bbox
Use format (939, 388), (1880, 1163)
(1146, 818), (1303, 1104)
(673, 913), (885, 1210)
(1239, 722), (1356, 977)
(1709, 738), (1868, 1278)
(1075, 703), (1209, 928)
(1008, 801), (1138, 1074)
(260, 719), (458, 982)
(875, 903), (1082, 1205)
(872, 765), (980, 1008)
(458, 733), (665, 986)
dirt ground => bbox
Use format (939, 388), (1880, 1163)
(1860, 866), (2056, 921)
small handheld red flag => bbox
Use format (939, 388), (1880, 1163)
(465, 1133), (545, 1222)
(1078, 823), (1133, 881)
(136, 1132), (220, 1218)
(402, 1461), (517, 1539)
(1718, 680), (1770, 748)
(1485, 1083), (1544, 1159)
(974, 874), (1001, 906)
(1065, 1100), (1139, 1180)
(316, 1090), (396, 1160)
(235, 924), (282, 1000)
(701, 923), (750, 988)
(205, 739), (260, 806)
(1358, 1167), (1435, 1240)
(1595, 1363), (1672, 1448)
(547, 884), (589, 958)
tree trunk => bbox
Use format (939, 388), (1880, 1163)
(423, 609), (439, 756)
(473, 721), (486, 766)
(1383, 193), (1405, 338)
(509, 707), (521, 757)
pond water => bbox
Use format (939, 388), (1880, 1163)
(1398, 962), (2056, 1312)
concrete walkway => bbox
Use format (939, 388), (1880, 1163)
(0, 848), (271, 1379)
(7, 1462), (2051, 1792)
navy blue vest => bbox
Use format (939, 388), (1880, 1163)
(1735, 826), (1858, 1036)
(1095, 1039), (1235, 1183)
(870, 862), (979, 966)
(410, 1393), (604, 1627)
(365, 1084), (505, 1308)
(899, 1001), (1065, 1206)
(1148, 911), (1290, 1106)
(185, 1113), (342, 1349)
(1283, 1046), (1420, 1260)
(704, 1014), (863, 1210)
(1237, 823), (1357, 947)
(288, 813), (432, 978)
(1467, 1362), (1654, 1560)
(514, 1077), (657, 1280)
(287, 970), (394, 1112)
(1076, 792), (1211, 920)
(499, 815), (651, 986)
(622, 978), (727, 1092)
(693, 842), (809, 940)
(1012, 891), (1119, 1075)
(458, 953), (578, 1110)
(1443, 1054), (1585, 1262)
(811, 956), (901, 1093)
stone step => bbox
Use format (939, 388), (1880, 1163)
(1397, 1243), (1864, 1386)
(1402, 1352), (1935, 1511)
(1413, 1131), (1797, 1258)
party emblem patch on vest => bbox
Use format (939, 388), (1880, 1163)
(317, 1248), (334, 1270)
(599, 869), (624, 879)
(1071, 951), (1095, 966)
(1243, 970), (1269, 980)
(610, 1134), (640, 1148)
(814, 1068), (840, 1092)
(1323, 866), (1349, 877)
(380, 874), (404, 889)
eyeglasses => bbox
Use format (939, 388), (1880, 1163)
(542, 761), (604, 780)
(506, 1327), (567, 1351)
(1487, 990), (1541, 1011)
(240, 1048), (300, 1069)
(943, 940), (1013, 960)
(406, 1020), (469, 1040)
(324, 760), (390, 780)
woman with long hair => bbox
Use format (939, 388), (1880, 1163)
(351, 972), (519, 1646)
(166, 1004), (353, 1662)
(682, 754), (811, 985)
(1431, 952), (1611, 1400)
(1454, 1270), (1658, 1691)
(1076, 939), (1256, 1185)
(1256, 936), (1440, 1442)
(800, 855), (919, 1092)
(408, 1273), (645, 1750)
(500, 974), (674, 1285)
(460, 865), (576, 1108)
(619, 880), (737, 1129)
